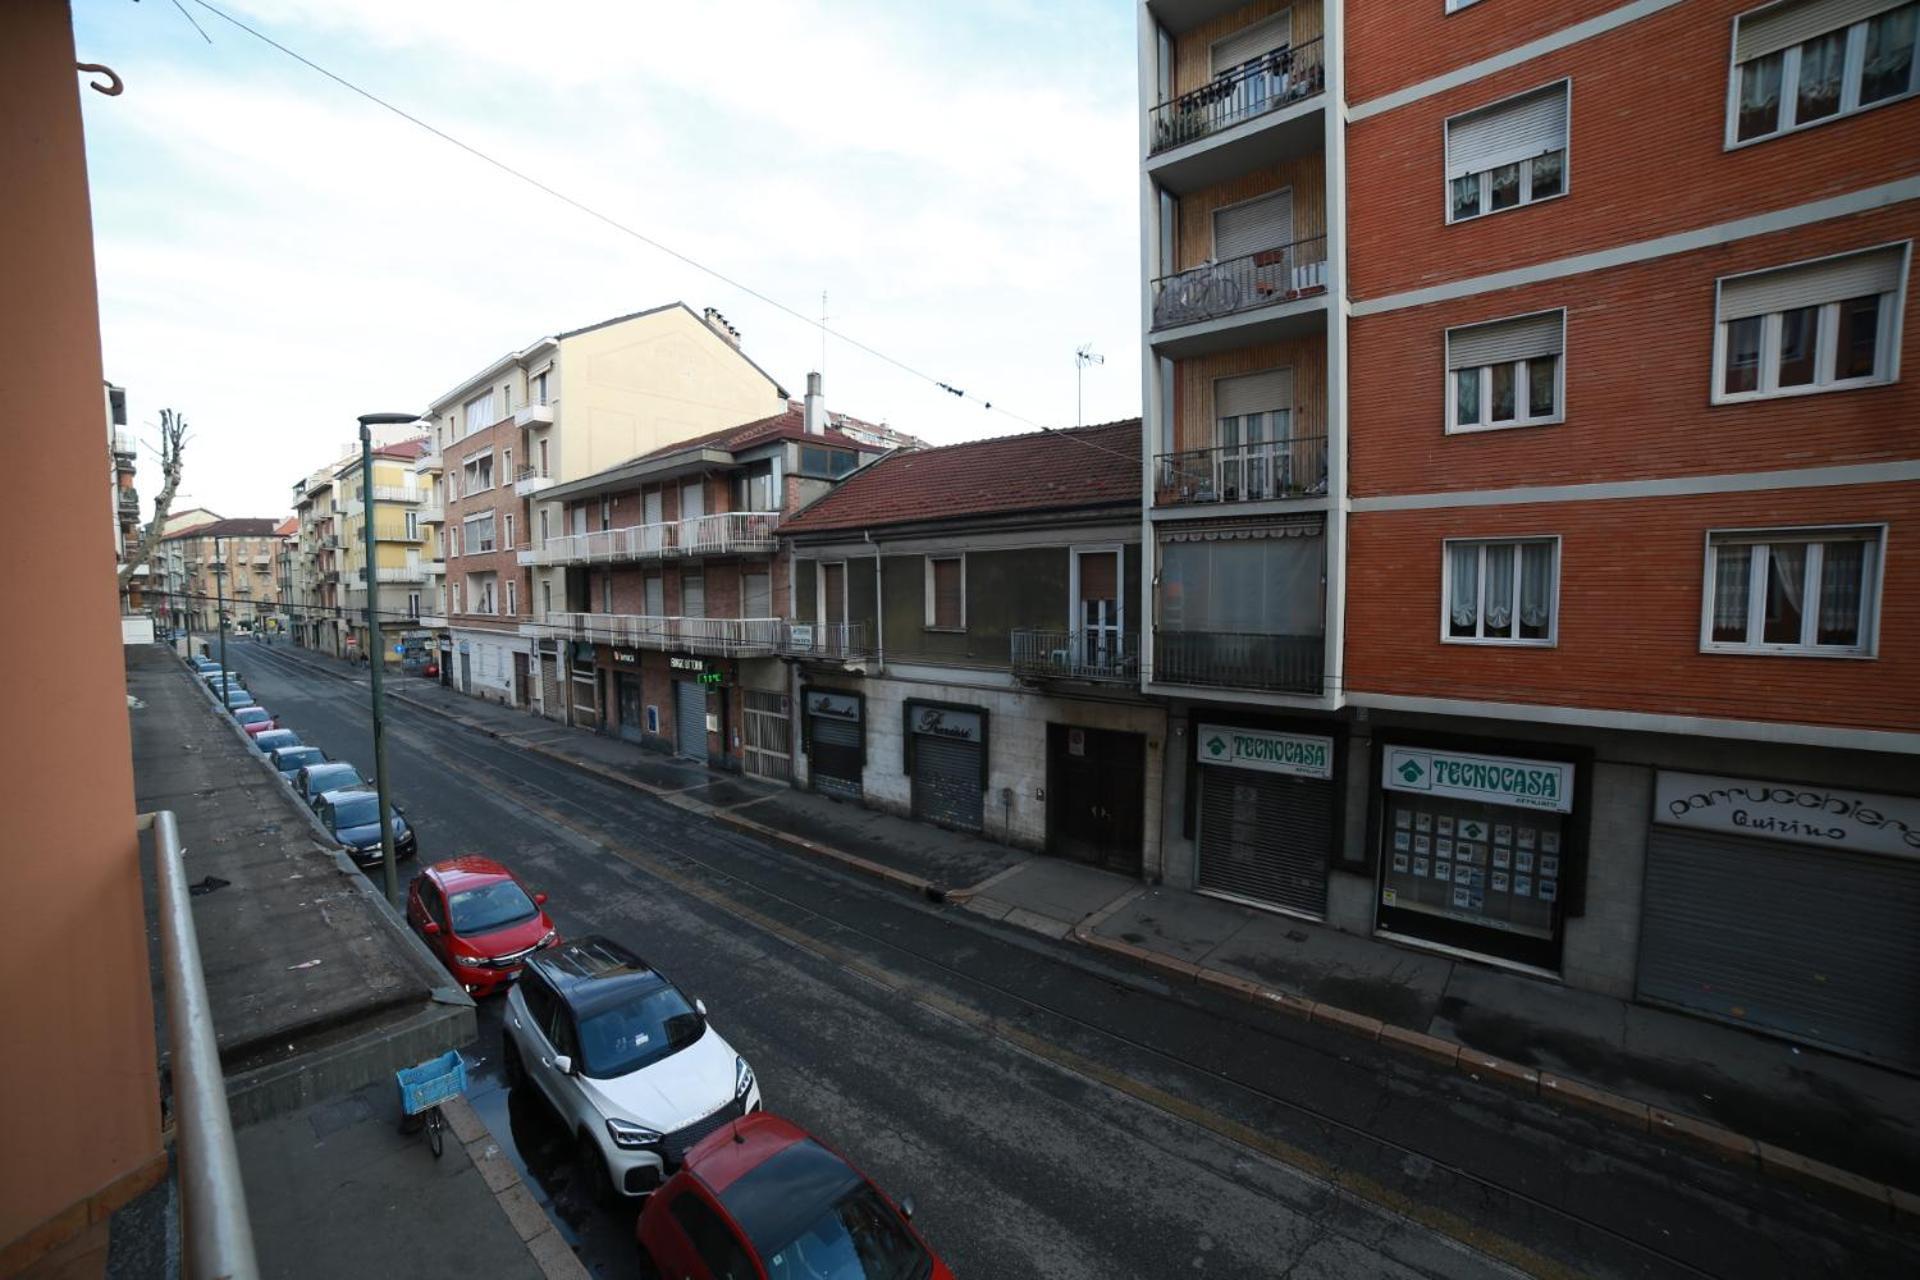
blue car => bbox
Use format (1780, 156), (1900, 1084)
(316, 789), (417, 866)
(295, 762), (364, 810)
(252, 728), (301, 757)
(271, 745), (327, 780)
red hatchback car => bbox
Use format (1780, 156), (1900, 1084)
(637, 1112), (950, 1280)
(405, 857), (558, 996)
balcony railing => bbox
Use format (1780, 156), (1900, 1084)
(1151, 630), (1324, 694)
(374, 566), (427, 583)
(514, 465), (554, 496)
(538, 611), (781, 656)
(1012, 629), (1140, 683)
(1154, 437), (1328, 506)
(778, 621), (875, 662)
(1150, 234), (1327, 330)
(523, 512), (781, 566)
(1148, 36), (1326, 155)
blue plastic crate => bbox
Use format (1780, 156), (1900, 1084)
(395, 1050), (467, 1116)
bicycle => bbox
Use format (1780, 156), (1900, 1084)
(396, 1049), (467, 1158)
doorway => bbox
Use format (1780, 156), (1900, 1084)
(1047, 724), (1145, 876)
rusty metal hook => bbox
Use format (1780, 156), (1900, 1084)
(78, 63), (125, 96)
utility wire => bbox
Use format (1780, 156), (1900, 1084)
(179, 0), (1144, 471)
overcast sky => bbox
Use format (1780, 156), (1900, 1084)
(75, 0), (1141, 520)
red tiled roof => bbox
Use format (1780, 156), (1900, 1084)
(164, 517), (283, 540)
(373, 439), (430, 461)
(779, 419), (1142, 535)
(274, 517), (299, 537)
(626, 408), (886, 467)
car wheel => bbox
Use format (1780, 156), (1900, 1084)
(502, 1035), (525, 1090)
(576, 1132), (615, 1207)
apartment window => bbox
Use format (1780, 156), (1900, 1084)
(742, 569), (772, 618)
(682, 572), (705, 618)
(449, 525), (461, 558)
(504, 448), (514, 484)
(1446, 81), (1569, 223)
(463, 391), (495, 437)
(601, 573), (614, 613)
(503, 383), (514, 413)
(1444, 538), (1558, 645)
(1705, 527), (1881, 654)
(799, 446), (858, 478)
(644, 574), (664, 617)
(407, 591), (421, 620)
(404, 510), (419, 540)
(462, 452), (493, 494)
(453, 583), (463, 614)
(1446, 310), (1566, 432)
(600, 496), (613, 531)
(541, 581), (553, 616)
(925, 556), (965, 630)
(1730, 1), (1918, 145)
(504, 578), (516, 617)
(534, 370), (549, 406)
(1447, 0), (1485, 10)
(1714, 244), (1907, 400)
(732, 463), (778, 512)
(503, 512), (515, 550)
(463, 513), (496, 553)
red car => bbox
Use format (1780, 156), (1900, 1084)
(234, 706), (278, 737)
(404, 857), (558, 996)
(637, 1112), (950, 1280)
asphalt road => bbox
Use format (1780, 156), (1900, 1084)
(230, 640), (1917, 1280)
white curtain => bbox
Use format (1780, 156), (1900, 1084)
(1448, 543), (1479, 630)
(1713, 544), (1752, 637)
(1519, 543), (1554, 631)
(1160, 535), (1322, 634)
(1818, 541), (1863, 637)
(1483, 543), (1515, 633)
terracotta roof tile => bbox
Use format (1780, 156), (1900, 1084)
(626, 408), (885, 467)
(779, 420), (1141, 535)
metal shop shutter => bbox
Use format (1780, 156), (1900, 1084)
(1197, 765), (1332, 917)
(1637, 827), (1920, 1069)
(912, 737), (984, 832)
(540, 655), (562, 721)
(809, 714), (863, 799)
(674, 680), (706, 760)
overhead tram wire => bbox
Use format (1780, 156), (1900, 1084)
(179, 0), (1142, 472)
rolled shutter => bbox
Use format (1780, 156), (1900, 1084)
(1447, 310), (1566, 370)
(1446, 82), (1569, 178)
(1210, 12), (1291, 75)
(1216, 368), (1294, 419)
(1078, 552), (1118, 602)
(1719, 246), (1906, 320)
(1214, 191), (1293, 260)
(1733, 0), (1904, 63)
(932, 559), (963, 627)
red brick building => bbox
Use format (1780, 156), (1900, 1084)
(1138, 0), (1918, 1066)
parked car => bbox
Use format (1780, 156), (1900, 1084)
(636, 1112), (949, 1280)
(251, 728), (300, 756)
(295, 761), (364, 809)
(203, 668), (242, 686)
(190, 656), (221, 673)
(270, 745), (327, 780)
(422, 660), (440, 678)
(503, 936), (760, 1204)
(317, 788), (417, 866)
(220, 690), (258, 711)
(406, 858), (559, 996)
(234, 707), (278, 736)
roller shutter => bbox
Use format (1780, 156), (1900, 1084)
(1447, 310), (1565, 369)
(674, 680), (707, 760)
(1637, 827), (1920, 1068)
(1214, 191), (1293, 260)
(1197, 765), (1332, 917)
(809, 715), (863, 799)
(1447, 82), (1569, 178)
(1719, 246), (1906, 321)
(912, 737), (984, 832)
(1734, 0), (1904, 62)
(1210, 12), (1291, 75)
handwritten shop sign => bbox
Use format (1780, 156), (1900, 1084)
(1196, 724), (1333, 780)
(805, 691), (861, 722)
(911, 706), (983, 744)
(1655, 771), (1920, 860)
(1384, 746), (1572, 813)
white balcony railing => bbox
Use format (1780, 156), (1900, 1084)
(521, 511), (779, 566)
(534, 612), (781, 656)
(375, 566), (427, 583)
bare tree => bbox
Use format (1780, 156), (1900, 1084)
(119, 408), (189, 591)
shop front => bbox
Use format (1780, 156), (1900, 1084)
(1637, 771), (1920, 1069)
(905, 701), (986, 833)
(609, 648), (646, 744)
(1374, 742), (1580, 972)
(1193, 722), (1337, 917)
(802, 687), (864, 799)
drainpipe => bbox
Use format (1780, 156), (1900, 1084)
(864, 530), (882, 665)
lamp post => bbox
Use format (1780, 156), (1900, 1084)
(359, 413), (424, 904)
(213, 535), (229, 683)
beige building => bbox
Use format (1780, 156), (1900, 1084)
(162, 518), (283, 637)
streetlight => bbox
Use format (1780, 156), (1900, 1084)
(359, 412), (424, 905)
(213, 535), (229, 684)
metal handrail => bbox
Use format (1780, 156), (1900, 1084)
(1150, 234), (1328, 329)
(1154, 436), (1329, 506)
(777, 621), (874, 660)
(525, 512), (779, 565)
(1148, 35), (1326, 155)
(141, 808), (260, 1280)
(1011, 628), (1139, 682)
(538, 611), (782, 655)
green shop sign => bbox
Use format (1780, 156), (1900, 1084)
(1196, 724), (1334, 780)
(1384, 746), (1572, 813)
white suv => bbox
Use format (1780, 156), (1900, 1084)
(502, 936), (761, 1201)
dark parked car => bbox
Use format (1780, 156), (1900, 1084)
(317, 789), (417, 866)
(270, 745), (326, 780)
(251, 728), (300, 756)
(295, 762), (364, 809)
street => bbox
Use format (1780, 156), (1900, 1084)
(232, 642), (1916, 1280)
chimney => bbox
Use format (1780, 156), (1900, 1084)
(701, 306), (742, 349)
(804, 371), (825, 435)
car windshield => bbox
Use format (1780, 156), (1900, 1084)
(279, 749), (322, 770)
(759, 1184), (926, 1280)
(576, 986), (704, 1078)
(237, 709), (268, 723)
(448, 881), (538, 936)
(328, 795), (383, 828)
(309, 767), (360, 794)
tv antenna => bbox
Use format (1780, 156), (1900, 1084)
(1075, 345), (1105, 426)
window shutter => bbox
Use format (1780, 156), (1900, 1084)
(682, 573), (705, 618)
(933, 559), (963, 628)
(1446, 82), (1569, 177)
(1210, 12), (1291, 75)
(1719, 246), (1906, 320)
(743, 572), (771, 618)
(1213, 191), (1293, 260)
(644, 490), (663, 524)
(1447, 310), (1565, 369)
(1216, 368), (1294, 419)
(1078, 552), (1118, 602)
(1733, 0), (1904, 63)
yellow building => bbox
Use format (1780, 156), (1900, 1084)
(332, 439), (434, 665)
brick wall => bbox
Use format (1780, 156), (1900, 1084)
(1346, 0), (1621, 106)
(442, 416), (527, 630)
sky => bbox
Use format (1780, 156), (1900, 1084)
(75, 0), (1143, 521)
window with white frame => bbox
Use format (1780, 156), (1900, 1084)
(1714, 243), (1907, 400)
(1444, 538), (1558, 644)
(449, 525), (461, 558)
(503, 512), (515, 551)
(1446, 81), (1569, 223)
(534, 369), (550, 406)
(925, 556), (965, 629)
(504, 578), (516, 617)
(462, 451), (494, 494)
(1446, 310), (1565, 432)
(463, 512), (496, 553)
(465, 573), (495, 615)
(600, 573), (614, 614)
(462, 391), (495, 436)
(1705, 527), (1881, 654)
(1447, 0), (1485, 11)
(1729, 1), (1918, 145)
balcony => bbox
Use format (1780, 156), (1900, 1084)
(1150, 631), (1323, 694)
(374, 566), (427, 584)
(417, 501), (444, 523)
(536, 612), (781, 657)
(1146, 37), (1326, 193)
(1150, 236), (1327, 354)
(1012, 629), (1140, 683)
(778, 621), (875, 663)
(514, 465), (554, 497)
(514, 403), (554, 428)
(320, 570), (340, 584)
(1154, 437), (1328, 508)
(117, 487), (141, 513)
(520, 512), (780, 567)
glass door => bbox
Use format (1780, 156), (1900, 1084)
(1075, 549), (1121, 675)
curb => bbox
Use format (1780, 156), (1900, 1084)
(442, 1096), (589, 1280)
(1066, 920), (1910, 1221)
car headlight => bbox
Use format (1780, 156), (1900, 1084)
(538, 930), (558, 948)
(735, 1056), (754, 1099)
(452, 953), (483, 968)
(606, 1118), (662, 1150)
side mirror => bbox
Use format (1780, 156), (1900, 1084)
(899, 1194), (916, 1222)
(421, 921), (440, 936)
(694, 999), (708, 1017)
(533, 892), (548, 906)
(551, 1054), (573, 1076)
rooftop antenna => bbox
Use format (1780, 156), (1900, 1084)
(1075, 344), (1105, 427)
(820, 291), (829, 381)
